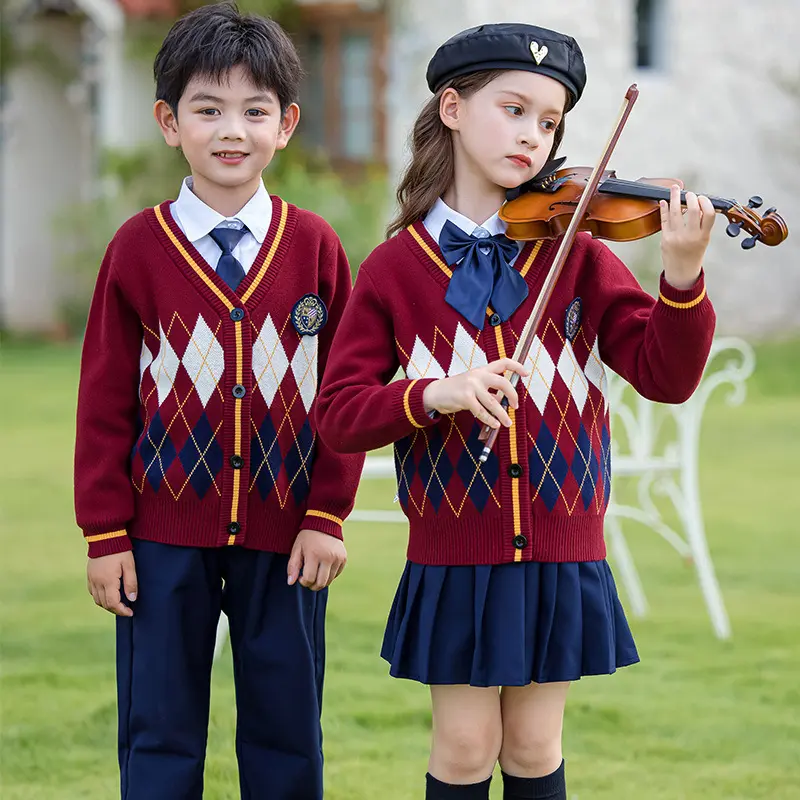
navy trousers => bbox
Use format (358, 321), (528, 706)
(116, 539), (327, 800)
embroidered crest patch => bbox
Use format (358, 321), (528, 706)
(292, 293), (328, 336)
(564, 297), (581, 342)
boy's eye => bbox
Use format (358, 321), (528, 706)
(504, 105), (523, 117)
(245, 109), (267, 117)
(199, 108), (219, 116)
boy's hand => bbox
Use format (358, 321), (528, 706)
(87, 551), (138, 617)
(287, 530), (347, 591)
(660, 184), (716, 290)
(422, 358), (529, 429)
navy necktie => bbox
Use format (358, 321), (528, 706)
(208, 224), (248, 292)
(439, 219), (528, 330)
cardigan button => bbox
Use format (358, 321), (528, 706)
(489, 312), (502, 327)
(232, 384), (246, 399)
(507, 463), (523, 479)
(230, 307), (245, 322)
(227, 522), (241, 535)
(513, 534), (528, 550)
(230, 454), (244, 469)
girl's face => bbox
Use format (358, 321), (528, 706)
(441, 71), (567, 191)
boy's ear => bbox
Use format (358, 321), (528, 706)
(154, 100), (181, 147)
(275, 103), (301, 151)
(439, 87), (462, 132)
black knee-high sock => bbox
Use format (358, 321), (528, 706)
(426, 773), (492, 799)
(502, 760), (566, 799)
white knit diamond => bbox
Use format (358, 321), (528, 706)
(557, 339), (588, 413)
(252, 315), (289, 407)
(448, 322), (488, 376)
(406, 336), (446, 380)
(522, 336), (556, 414)
(150, 324), (179, 406)
(583, 337), (608, 411)
(139, 340), (153, 391)
(290, 335), (318, 413)
(182, 315), (224, 407)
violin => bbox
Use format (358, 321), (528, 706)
(477, 83), (788, 462)
(500, 156), (789, 250)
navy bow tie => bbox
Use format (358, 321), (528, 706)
(209, 224), (248, 292)
(438, 219), (528, 330)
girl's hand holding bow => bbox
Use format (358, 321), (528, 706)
(423, 358), (530, 429)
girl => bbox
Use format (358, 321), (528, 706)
(317, 22), (716, 800)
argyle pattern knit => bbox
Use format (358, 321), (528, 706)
(317, 226), (715, 565)
(75, 196), (364, 558)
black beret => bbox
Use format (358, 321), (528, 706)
(426, 23), (586, 109)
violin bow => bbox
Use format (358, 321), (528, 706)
(478, 84), (640, 463)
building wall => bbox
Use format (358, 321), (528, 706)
(1, 15), (91, 333)
(388, 0), (800, 337)
(116, 52), (162, 149)
(0, 11), (160, 334)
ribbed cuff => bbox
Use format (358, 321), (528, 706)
(426, 773), (492, 798)
(300, 510), (345, 540)
(502, 760), (565, 798)
(394, 378), (441, 430)
(85, 529), (132, 558)
(658, 270), (708, 313)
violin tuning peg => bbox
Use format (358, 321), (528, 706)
(741, 235), (760, 250)
(726, 221), (743, 238)
(747, 195), (763, 209)
(765, 206), (777, 216)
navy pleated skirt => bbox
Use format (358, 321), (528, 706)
(381, 560), (639, 687)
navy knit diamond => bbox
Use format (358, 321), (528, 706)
(393, 435), (416, 508)
(601, 424), (612, 507)
(179, 413), (223, 499)
(251, 415), (282, 500)
(456, 423), (499, 512)
(571, 423), (600, 511)
(139, 411), (176, 491)
(417, 426), (454, 513)
(529, 422), (569, 512)
(285, 418), (315, 504)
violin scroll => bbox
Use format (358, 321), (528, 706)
(724, 198), (788, 250)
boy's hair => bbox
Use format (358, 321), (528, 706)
(154, 2), (302, 114)
(386, 70), (566, 239)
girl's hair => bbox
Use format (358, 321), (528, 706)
(386, 70), (566, 239)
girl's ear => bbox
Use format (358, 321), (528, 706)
(439, 87), (462, 131)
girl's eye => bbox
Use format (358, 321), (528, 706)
(504, 105), (523, 117)
(541, 120), (557, 132)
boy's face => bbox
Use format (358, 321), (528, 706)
(155, 65), (299, 199)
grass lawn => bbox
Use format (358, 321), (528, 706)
(1, 339), (799, 799)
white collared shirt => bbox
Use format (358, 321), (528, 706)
(169, 177), (272, 275)
(422, 197), (522, 266)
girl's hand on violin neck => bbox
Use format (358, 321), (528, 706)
(422, 358), (530, 429)
(660, 183), (716, 290)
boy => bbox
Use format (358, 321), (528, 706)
(74, 4), (364, 798)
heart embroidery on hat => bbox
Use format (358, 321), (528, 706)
(530, 41), (548, 65)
